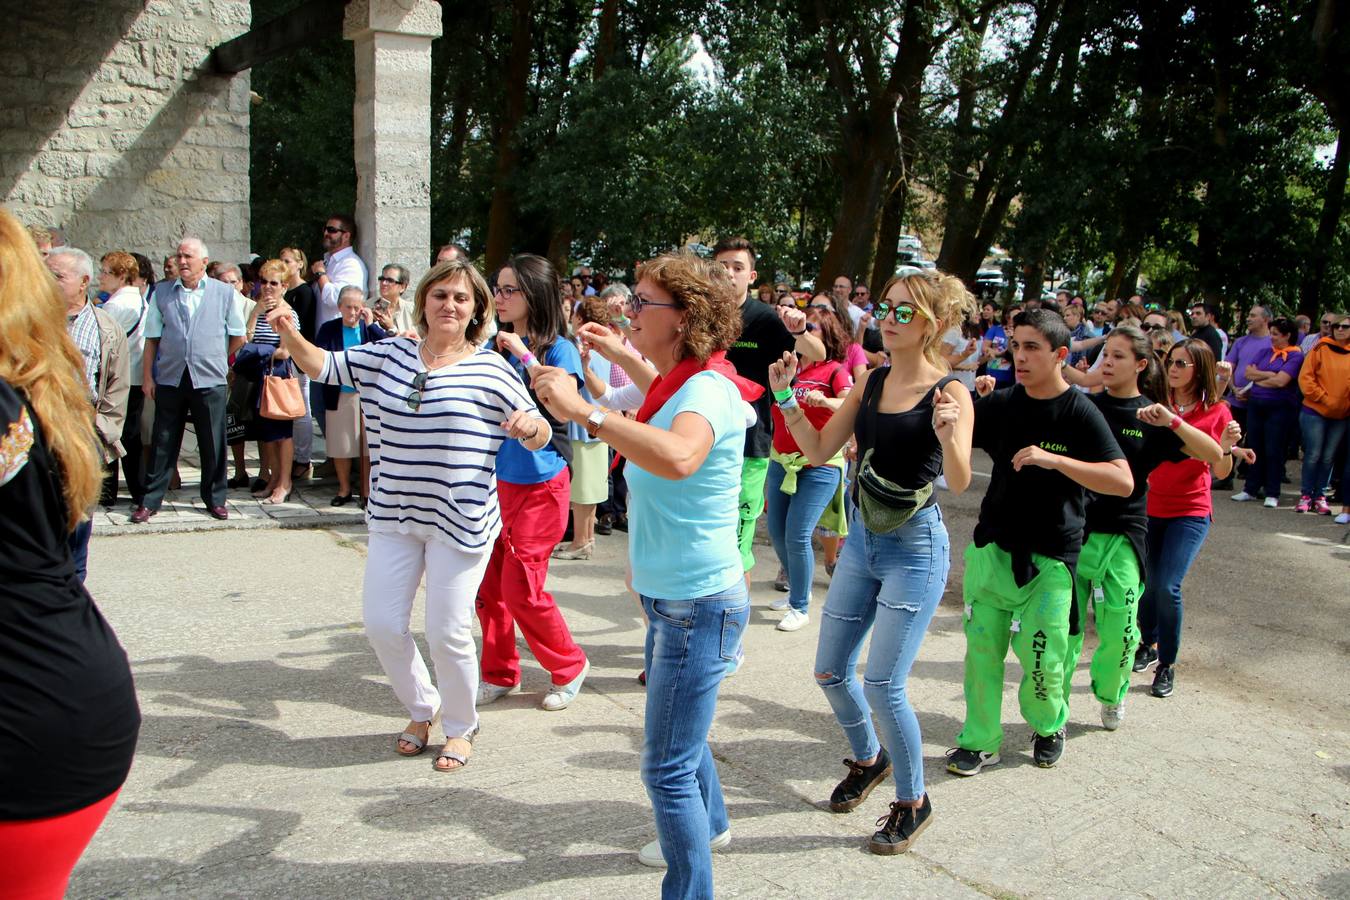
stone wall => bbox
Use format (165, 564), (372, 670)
(1, 0), (252, 268)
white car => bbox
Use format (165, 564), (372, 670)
(897, 234), (924, 250)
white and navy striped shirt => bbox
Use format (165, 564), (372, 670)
(319, 338), (544, 551)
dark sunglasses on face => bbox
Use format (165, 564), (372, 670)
(776, 288), (790, 295)
(377, 276), (404, 285)
(808, 304), (833, 312)
(406, 371), (429, 410)
(874, 301), (916, 325)
(259, 279), (283, 287)
(1334, 323), (1350, 331)
(323, 225), (347, 234)
(1141, 322), (1165, 332)
(1165, 357), (1194, 369)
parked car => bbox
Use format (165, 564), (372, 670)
(897, 234), (924, 251)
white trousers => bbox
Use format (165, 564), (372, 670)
(363, 530), (491, 739)
(293, 371), (313, 464)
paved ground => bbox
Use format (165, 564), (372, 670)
(72, 455), (1350, 898)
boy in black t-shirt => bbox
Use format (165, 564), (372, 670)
(948, 310), (1132, 775)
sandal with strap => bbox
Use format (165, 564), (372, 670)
(395, 709), (440, 757)
(434, 726), (478, 773)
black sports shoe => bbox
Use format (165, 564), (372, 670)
(1151, 665), (1174, 698)
(1132, 644), (1158, 673)
(594, 515), (613, 536)
(869, 795), (932, 855)
(945, 747), (1000, 776)
(829, 749), (892, 812)
(1032, 728), (1065, 768)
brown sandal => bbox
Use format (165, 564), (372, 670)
(395, 714), (435, 757)
(433, 727), (478, 772)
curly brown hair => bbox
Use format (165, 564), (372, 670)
(636, 251), (742, 362)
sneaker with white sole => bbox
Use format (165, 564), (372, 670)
(769, 596), (791, 611)
(541, 659), (590, 711)
(1336, 512), (1350, 525)
(637, 828), (731, 868)
(946, 747), (1000, 776)
(1313, 497), (1332, 515)
(1263, 497), (1278, 509)
(475, 681), (520, 707)
(1230, 491), (1256, 502)
(776, 609), (809, 632)
(1100, 696), (1125, 731)
(1295, 495), (1312, 513)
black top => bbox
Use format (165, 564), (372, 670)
(861, 326), (884, 356)
(727, 300), (797, 458)
(0, 379), (140, 819)
(286, 282), (320, 342)
(1083, 393), (1185, 570)
(972, 384), (1124, 565)
(1191, 324), (1224, 361)
(855, 370), (956, 508)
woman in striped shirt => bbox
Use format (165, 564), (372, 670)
(267, 259), (551, 772)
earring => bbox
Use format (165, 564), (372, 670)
(471, 317), (478, 324)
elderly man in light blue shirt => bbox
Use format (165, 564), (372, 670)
(131, 237), (246, 524)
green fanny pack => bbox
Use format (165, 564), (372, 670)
(856, 447), (933, 534)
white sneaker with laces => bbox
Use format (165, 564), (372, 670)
(1100, 697), (1125, 731)
(1230, 491), (1255, 502)
(476, 681), (520, 707)
(1263, 497), (1278, 508)
(769, 596), (791, 611)
(1336, 512), (1350, 525)
(777, 609), (809, 632)
(541, 659), (590, 711)
(638, 829), (731, 868)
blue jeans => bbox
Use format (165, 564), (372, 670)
(641, 583), (749, 900)
(1300, 409), (1348, 500)
(766, 461), (841, 613)
(1243, 398), (1296, 499)
(814, 505), (950, 802)
(1138, 515), (1210, 667)
(67, 519), (92, 583)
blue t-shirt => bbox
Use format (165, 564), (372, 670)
(627, 371), (745, 599)
(571, 348), (612, 444)
(495, 337), (583, 484)
(340, 325), (361, 393)
(985, 324), (1013, 385)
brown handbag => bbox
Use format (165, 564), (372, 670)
(259, 359), (305, 420)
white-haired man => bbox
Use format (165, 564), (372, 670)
(132, 238), (246, 523)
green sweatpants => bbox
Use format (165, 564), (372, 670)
(956, 542), (1072, 754)
(737, 456), (770, 572)
(1064, 532), (1142, 708)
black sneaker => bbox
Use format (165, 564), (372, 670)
(1132, 644), (1158, 673)
(945, 747), (1000, 776)
(1151, 665), (1174, 698)
(594, 515), (613, 536)
(869, 795), (932, 855)
(829, 749), (892, 812)
(1032, 728), (1065, 768)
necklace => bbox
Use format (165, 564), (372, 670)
(420, 342), (469, 367)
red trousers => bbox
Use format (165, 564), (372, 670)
(0, 788), (120, 899)
(477, 470), (587, 686)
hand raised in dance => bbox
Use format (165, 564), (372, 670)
(503, 409), (544, 442)
(1136, 403), (1177, 428)
(1230, 446), (1257, 465)
(495, 331), (529, 363)
(531, 364), (587, 421)
(1215, 360), (1233, 383)
(1219, 419), (1243, 453)
(575, 322), (625, 361)
(801, 389), (827, 407)
(932, 391), (961, 441)
(1011, 444), (1060, 472)
(768, 351), (799, 394)
(777, 305), (808, 335)
(973, 375), (996, 397)
(266, 300), (296, 333)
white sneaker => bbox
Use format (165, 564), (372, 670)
(1100, 697), (1125, 731)
(769, 596), (791, 611)
(1263, 497), (1278, 509)
(777, 609), (809, 632)
(1230, 491), (1255, 502)
(1336, 512), (1350, 525)
(541, 659), (590, 711)
(637, 829), (731, 869)
(476, 681), (520, 707)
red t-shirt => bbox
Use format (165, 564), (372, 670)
(771, 359), (853, 457)
(1146, 400), (1233, 519)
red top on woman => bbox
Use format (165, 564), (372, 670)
(1146, 401), (1232, 519)
(770, 359), (853, 457)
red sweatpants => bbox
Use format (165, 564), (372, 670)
(0, 788), (120, 899)
(477, 470), (588, 687)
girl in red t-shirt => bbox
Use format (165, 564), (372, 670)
(1136, 339), (1251, 698)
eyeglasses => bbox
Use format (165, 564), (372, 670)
(1165, 358), (1194, 369)
(808, 303), (833, 312)
(492, 284), (522, 299)
(850, 290), (869, 298)
(406, 372), (429, 411)
(625, 293), (679, 317)
(259, 279), (283, 287)
(874, 302), (917, 325)
(377, 276), (404, 285)
(323, 225), (347, 234)
(1141, 323), (1165, 332)
(1322, 320), (1336, 327)
(775, 288), (790, 296)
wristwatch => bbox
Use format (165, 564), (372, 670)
(585, 407), (609, 438)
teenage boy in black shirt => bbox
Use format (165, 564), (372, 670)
(715, 238), (824, 589)
(948, 309), (1132, 775)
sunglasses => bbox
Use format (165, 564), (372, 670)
(259, 279), (283, 287)
(1165, 358), (1194, 369)
(377, 276), (405, 285)
(1141, 323), (1165, 332)
(406, 371), (429, 411)
(808, 303), (833, 312)
(775, 288), (790, 296)
(1334, 323), (1350, 330)
(323, 225), (347, 234)
(874, 302), (917, 325)
(625, 293), (678, 316)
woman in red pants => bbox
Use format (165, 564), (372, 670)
(0, 211), (141, 898)
(476, 254), (590, 711)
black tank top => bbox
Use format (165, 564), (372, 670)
(854, 371), (959, 496)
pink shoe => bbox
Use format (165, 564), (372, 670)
(1313, 497), (1332, 515)
(1294, 495), (1311, 513)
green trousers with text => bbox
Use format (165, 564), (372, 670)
(1064, 532), (1142, 708)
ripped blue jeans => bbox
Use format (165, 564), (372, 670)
(814, 505), (949, 802)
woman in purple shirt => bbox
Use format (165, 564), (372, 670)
(1231, 317), (1302, 508)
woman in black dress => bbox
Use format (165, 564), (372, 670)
(0, 210), (140, 897)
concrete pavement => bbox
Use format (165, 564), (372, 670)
(71, 465), (1350, 898)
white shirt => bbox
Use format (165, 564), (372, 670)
(320, 246), (369, 327)
(101, 285), (147, 386)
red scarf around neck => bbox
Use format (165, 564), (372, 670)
(634, 350), (763, 425)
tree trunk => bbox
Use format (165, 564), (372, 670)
(1300, 125), (1348, 318)
(872, 175), (908, 293)
(484, 0), (533, 271)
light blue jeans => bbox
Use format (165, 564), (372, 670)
(814, 505), (950, 802)
(766, 461), (841, 613)
(1300, 408), (1347, 500)
(641, 583), (749, 900)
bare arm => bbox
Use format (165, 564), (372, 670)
(142, 337), (158, 399)
(1137, 404), (1224, 464)
(267, 304), (327, 378)
(1012, 446), (1133, 496)
(772, 353), (866, 466)
(935, 382), (975, 494)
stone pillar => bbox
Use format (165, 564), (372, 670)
(343, 0), (442, 295)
